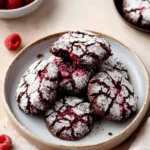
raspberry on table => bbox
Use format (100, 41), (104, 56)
(0, 0), (5, 8)
(4, 34), (22, 51)
(50, 30), (112, 69)
(5, 0), (22, 9)
(45, 96), (94, 141)
(88, 70), (138, 122)
(0, 134), (12, 150)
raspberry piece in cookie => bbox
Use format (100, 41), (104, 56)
(123, 0), (150, 26)
(16, 60), (60, 114)
(88, 70), (138, 122)
(49, 56), (93, 95)
(50, 30), (112, 69)
(45, 96), (94, 141)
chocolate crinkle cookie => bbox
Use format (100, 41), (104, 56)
(88, 70), (138, 122)
(100, 56), (128, 79)
(16, 60), (60, 114)
(49, 56), (93, 95)
(123, 0), (150, 26)
(45, 96), (94, 141)
(50, 30), (112, 69)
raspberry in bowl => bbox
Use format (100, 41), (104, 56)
(0, 0), (43, 19)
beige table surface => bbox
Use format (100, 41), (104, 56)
(0, 0), (150, 150)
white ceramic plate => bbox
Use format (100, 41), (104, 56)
(3, 31), (150, 150)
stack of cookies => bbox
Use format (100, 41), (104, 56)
(16, 30), (138, 141)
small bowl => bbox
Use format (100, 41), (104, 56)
(0, 0), (43, 19)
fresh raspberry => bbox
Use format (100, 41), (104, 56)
(0, 0), (5, 8)
(25, 0), (34, 4)
(0, 135), (12, 150)
(4, 34), (21, 51)
(5, 0), (22, 9)
(88, 70), (138, 122)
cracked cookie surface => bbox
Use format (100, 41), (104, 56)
(45, 96), (94, 141)
(123, 0), (150, 26)
(100, 56), (128, 79)
(88, 70), (138, 122)
(16, 60), (60, 114)
(49, 56), (92, 95)
(50, 30), (112, 69)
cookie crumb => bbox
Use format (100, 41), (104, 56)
(37, 54), (44, 59)
(108, 132), (113, 136)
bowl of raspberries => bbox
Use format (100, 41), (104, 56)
(3, 30), (149, 150)
(0, 0), (43, 19)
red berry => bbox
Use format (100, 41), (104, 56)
(69, 53), (80, 62)
(5, 0), (22, 9)
(0, 134), (12, 150)
(0, 0), (5, 8)
(25, 0), (34, 4)
(39, 69), (48, 81)
(4, 34), (22, 51)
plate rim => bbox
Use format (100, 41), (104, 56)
(3, 31), (150, 149)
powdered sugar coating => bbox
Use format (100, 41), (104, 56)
(100, 56), (128, 79)
(123, 0), (150, 26)
(88, 70), (138, 122)
(49, 56), (92, 95)
(45, 96), (94, 141)
(50, 30), (112, 69)
(16, 60), (60, 114)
